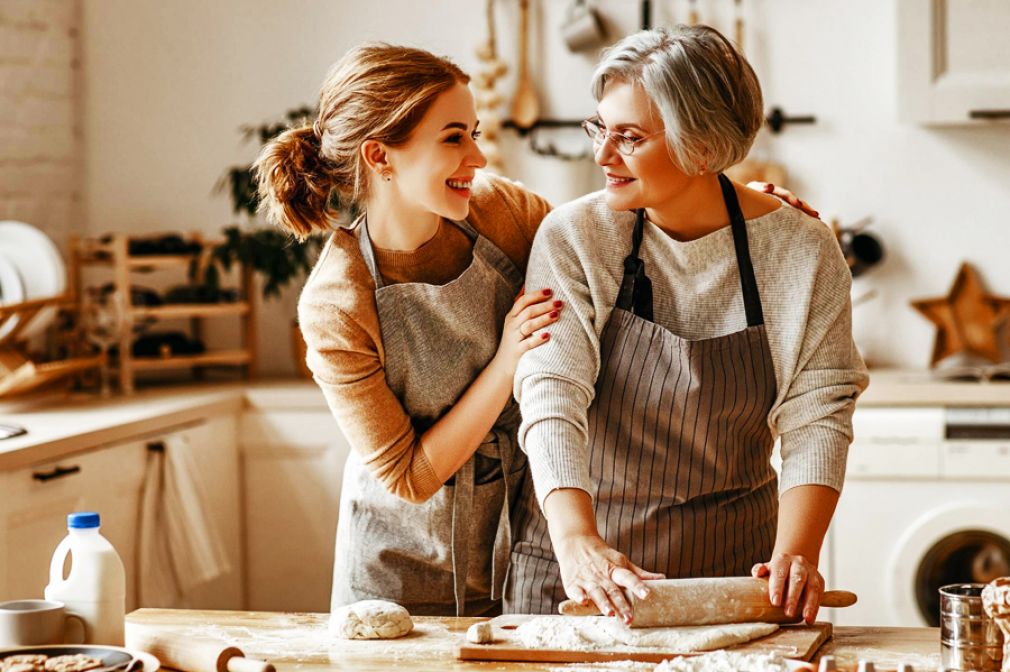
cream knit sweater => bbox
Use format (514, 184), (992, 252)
(515, 189), (869, 508)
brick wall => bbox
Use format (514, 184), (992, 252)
(0, 0), (82, 252)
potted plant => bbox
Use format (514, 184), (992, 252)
(204, 106), (332, 377)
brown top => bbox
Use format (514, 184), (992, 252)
(298, 172), (551, 503)
(373, 218), (474, 286)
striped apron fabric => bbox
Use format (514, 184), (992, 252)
(331, 216), (526, 617)
(507, 174), (779, 615)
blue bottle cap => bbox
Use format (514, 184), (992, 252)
(68, 512), (100, 529)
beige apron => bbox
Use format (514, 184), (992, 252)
(508, 174), (778, 614)
(331, 216), (525, 616)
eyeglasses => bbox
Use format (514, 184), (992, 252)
(581, 118), (665, 156)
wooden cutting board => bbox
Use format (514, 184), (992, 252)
(457, 615), (832, 664)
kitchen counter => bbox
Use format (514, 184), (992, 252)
(125, 609), (943, 672)
(859, 368), (1010, 407)
(2, 367), (1008, 469)
(0, 379), (328, 470)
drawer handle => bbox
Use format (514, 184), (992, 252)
(969, 109), (1010, 120)
(32, 465), (81, 482)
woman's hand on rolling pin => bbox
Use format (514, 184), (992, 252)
(493, 288), (563, 374)
(747, 181), (820, 219)
(556, 533), (665, 625)
(751, 553), (824, 624)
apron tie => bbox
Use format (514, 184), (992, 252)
(450, 455), (476, 615)
(489, 427), (516, 602)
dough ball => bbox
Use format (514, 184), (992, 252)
(330, 600), (413, 640)
(466, 620), (494, 644)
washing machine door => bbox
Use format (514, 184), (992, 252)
(889, 502), (1010, 626)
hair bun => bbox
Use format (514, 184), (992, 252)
(254, 125), (333, 238)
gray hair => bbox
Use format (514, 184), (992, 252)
(591, 25), (763, 175)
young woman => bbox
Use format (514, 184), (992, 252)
(255, 44), (557, 616)
(508, 25), (869, 624)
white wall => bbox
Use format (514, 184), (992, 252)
(81, 0), (1010, 373)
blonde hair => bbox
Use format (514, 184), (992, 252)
(591, 25), (763, 175)
(254, 44), (469, 238)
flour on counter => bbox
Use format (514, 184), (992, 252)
(654, 651), (793, 671)
(547, 662), (655, 672)
(515, 617), (778, 652)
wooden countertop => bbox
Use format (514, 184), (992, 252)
(125, 609), (943, 672)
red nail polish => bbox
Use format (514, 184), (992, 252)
(543, 288), (552, 296)
(553, 300), (563, 307)
(549, 311), (558, 318)
(541, 333), (549, 340)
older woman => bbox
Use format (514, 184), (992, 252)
(507, 25), (868, 624)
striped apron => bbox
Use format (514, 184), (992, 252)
(508, 174), (779, 614)
(331, 216), (526, 617)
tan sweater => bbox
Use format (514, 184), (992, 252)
(515, 190), (870, 508)
(298, 172), (551, 503)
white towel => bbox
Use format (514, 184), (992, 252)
(137, 431), (231, 607)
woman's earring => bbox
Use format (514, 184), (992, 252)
(381, 168), (392, 182)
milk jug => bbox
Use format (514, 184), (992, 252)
(44, 512), (125, 645)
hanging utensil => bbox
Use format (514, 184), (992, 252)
(734, 0), (744, 49)
(475, 0), (508, 172)
(562, 0), (606, 52)
(510, 0), (540, 130)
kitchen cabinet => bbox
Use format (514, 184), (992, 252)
(0, 439), (145, 606)
(0, 416), (243, 611)
(165, 416), (243, 611)
(898, 0), (1010, 124)
(240, 408), (349, 612)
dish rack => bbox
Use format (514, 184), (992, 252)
(0, 294), (105, 397)
(72, 233), (257, 394)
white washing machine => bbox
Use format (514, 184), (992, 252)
(826, 406), (1010, 627)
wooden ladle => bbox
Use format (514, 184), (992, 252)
(511, 0), (539, 130)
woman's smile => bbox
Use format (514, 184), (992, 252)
(446, 176), (474, 198)
(605, 173), (636, 188)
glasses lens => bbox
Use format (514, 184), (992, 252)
(583, 120), (602, 144)
(615, 136), (635, 155)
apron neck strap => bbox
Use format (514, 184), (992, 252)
(717, 174), (765, 327)
(354, 215), (384, 288)
(615, 209), (654, 321)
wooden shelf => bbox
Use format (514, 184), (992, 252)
(132, 302), (250, 319)
(77, 254), (199, 269)
(73, 233), (256, 394)
(130, 349), (252, 371)
(126, 255), (198, 270)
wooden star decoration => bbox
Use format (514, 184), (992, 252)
(911, 262), (1009, 367)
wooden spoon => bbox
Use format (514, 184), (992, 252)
(510, 0), (539, 130)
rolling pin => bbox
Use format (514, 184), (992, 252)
(558, 576), (857, 628)
(126, 629), (275, 672)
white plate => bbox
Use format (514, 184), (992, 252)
(0, 221), (67, 339)
(0, 250), (26, 340)
(0, 644), (159, 672)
